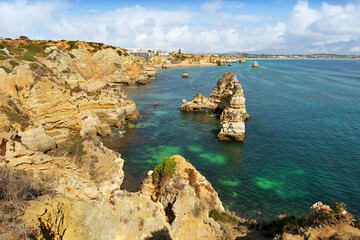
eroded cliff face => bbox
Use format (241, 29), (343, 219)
(21, 155), (230, 240)
(181, 72), (250, 141)
(0, 40), (233, 240)
(0, 40), (155, 201)
(149, 54), (226, 66)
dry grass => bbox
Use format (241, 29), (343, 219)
(0, 166), (54, 239)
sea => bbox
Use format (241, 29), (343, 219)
(103, 60), (360, 219)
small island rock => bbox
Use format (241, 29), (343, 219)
(182, 73), (189, 78)
(181, 72), (250, 141)
(252, 61), (258, 68)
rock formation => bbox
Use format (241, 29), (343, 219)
(19, 155), (231, 240)
(239, 59), (246, 63)
(182, 73), (189, 78)
(252, 61), (259, 68)
(181, 72), (250, 141)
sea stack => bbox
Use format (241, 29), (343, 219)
(252, 61), (258, 68)
(239, 59), (246, 63)
(182, 73), (189, 78)
(181, 72), (250, 141)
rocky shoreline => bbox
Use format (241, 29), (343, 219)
(1, 39), (359, 240)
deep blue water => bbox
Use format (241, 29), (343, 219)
(103, 60), (360, 219)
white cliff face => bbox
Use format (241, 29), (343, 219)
(181, 72), (250, 141)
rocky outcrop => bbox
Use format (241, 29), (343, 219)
(252, 61), (259, 68)
(239, 59), (246, 63)
(0, 40), (147, 149)
(141, 155), (225, 239)
(20, 155), (229, 240)
(182, 73), (189, 78)
(181, 72), (250, 141)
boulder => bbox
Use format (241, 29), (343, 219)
(182, 73), (189, 78)
(252, 61), (258, 68)
(181, 72), (250, 141)
(239, 59), (246, 63)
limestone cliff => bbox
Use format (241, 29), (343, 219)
(149, 54), (225, 68)
(20, 156), (231, 240)
(181, 72), (250, 141)
(0, 39), (155, 200)
(0, 39), (158, 148)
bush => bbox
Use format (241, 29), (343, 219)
(19, 36), (29, 40)
(16, 52), (37, 61)
(209, 209), (239, 224)
(2, 105), (30, 130)
(0, 66), (11, 73)
(66, 41), (79, 50)
(331, 202), (347, 214)
(0, 166), (52, 239)
(9, 60), (20, 68)
(261, 215), (308, 237)
(0, 55), (10, 60)
(152, 157), (177, 181)
(67, 138), (87, 157)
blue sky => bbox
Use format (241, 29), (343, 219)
(1, 0), (360, 54)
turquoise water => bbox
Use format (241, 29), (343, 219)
(103, 60), (360, 219)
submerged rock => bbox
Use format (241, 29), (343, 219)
(181, 72), (250, 141)
(182, 73), (189, 78)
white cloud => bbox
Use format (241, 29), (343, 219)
(0, 0), (71, 37)
(201, 0), (224, 13)
(285, 0), (360, 53)
(351, 46), (360, 52)
(0, 0), (359, 53)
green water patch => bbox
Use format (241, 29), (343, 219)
(199, 153), (226, 165)
(151, 93), (176, 99)
(152, 109), (169, 117)
(254, 169), (307, 199)
(219, 179), (241, 187)
(143, 145), (182, 165)
(127, 121), (157, 129)
(187, 145), (203, 153)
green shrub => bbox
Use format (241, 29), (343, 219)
(66, 41), (79, 50)
(331, 202), (347, 214)
(19, 36), (29, 40)
(9, 60), (20, 68)
(262, 215), (308, 236)
(0, 66), (11, 73)
(152, 157), (177, 181)
(0, 55), (9, 60)
(2, 105), (30, 130)
(68, 138), (87, 156)
(209, 209), (239, 224)
(117, 50), (123, 56)
(16, 52), (37, 61)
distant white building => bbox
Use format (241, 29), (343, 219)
(126, 48), (170, 58)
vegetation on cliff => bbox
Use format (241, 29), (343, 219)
(152, 157), (177, 182)
(0, 166), (54, 239)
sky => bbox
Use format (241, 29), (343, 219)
(0, 0), (360, 54)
